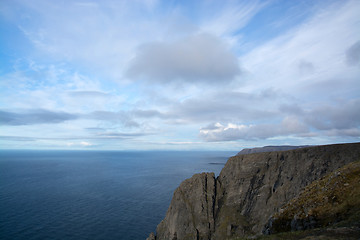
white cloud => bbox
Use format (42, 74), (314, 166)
(200, 0), (267, 46)
(80, 141), (92, 146)
(9, 0), (167, 80)
(199, 97), (360, 142)
(6, 0), (266, 84)
(242, 0), (360, 96)
(199, 117), (309, 142)
(66, 141), (93, 147)
(1, 0), (359, 149)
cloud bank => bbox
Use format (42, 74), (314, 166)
(199, 116), (308, 142)
(199, 99), (360, 141)
(126, 33), (240, 84)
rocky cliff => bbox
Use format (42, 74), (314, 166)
(265, 160), (360, 234)
(148, 142), (360, 240)
(236, 145), (309, 155)
(155, 172), (216, 240)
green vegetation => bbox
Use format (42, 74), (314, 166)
(230, 161), (360, 240)
(216, 204), (253, 238)
(231, 226), (360, 240)
(271, 160), (360, 233)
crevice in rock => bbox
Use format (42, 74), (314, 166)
(213, 177), (217, 226)
(273, 166), (283, 193)
(204, 174), (208, 218)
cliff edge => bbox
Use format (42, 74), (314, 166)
(148, 142), (360, 240)
(236, 145), (309, 155)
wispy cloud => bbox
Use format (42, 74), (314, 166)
(242, 0), (360, 95)
(67, 90), (109, 98)
(1, 0), (359, 149)
(0, 109), (77, 125)
(200, 0), (267, 44)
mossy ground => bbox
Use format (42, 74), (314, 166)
(233, 161), (360, 239)
(215, 204), (254, 239)
(232, 226), (360, 240)
(271, 160), (360, 232)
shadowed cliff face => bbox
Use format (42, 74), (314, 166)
(265, 160), (360, 234)
(155, 172), (216, 240)
(214, 142), (360, 239)
(149, 143), (360, 240)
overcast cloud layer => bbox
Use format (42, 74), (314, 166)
(0, 0), (359, 150)
(126, 33), (241, 84)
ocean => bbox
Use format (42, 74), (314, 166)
(0, 150), (236, 240)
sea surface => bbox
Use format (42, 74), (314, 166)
(0, 150), (236, 240)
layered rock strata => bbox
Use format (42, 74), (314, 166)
(155, 172), (216, 240)
(149, 142), (360, 240)
(264, 160), (360, 234)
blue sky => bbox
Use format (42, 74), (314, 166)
(0, 0), (359, 150)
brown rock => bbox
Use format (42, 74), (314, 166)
(146, 232), (156, 240)
(149, 142), (360, 240)
(156, 172), (216, 240)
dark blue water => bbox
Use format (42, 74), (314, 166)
(0, 150), (235, 240)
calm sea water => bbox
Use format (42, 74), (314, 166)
(0, 150), (236, 240)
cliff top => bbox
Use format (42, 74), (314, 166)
(237, 145), (311, 155)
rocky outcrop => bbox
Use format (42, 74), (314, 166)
(149, 142), (360, 239)
(146, 232), (156, 240)
(155, 172), (216, 240)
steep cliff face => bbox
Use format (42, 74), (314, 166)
(149, 142), (360, 240)
(214, 142), (360, 238)
(265, 160), (360, 234)
(155, 172), (216, 240)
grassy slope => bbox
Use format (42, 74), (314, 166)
(272, 160), (360, 230)
(233, 160), (360, 240)
(234, 227), (360, 240)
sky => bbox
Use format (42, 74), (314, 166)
(0, 0), (359, 150)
